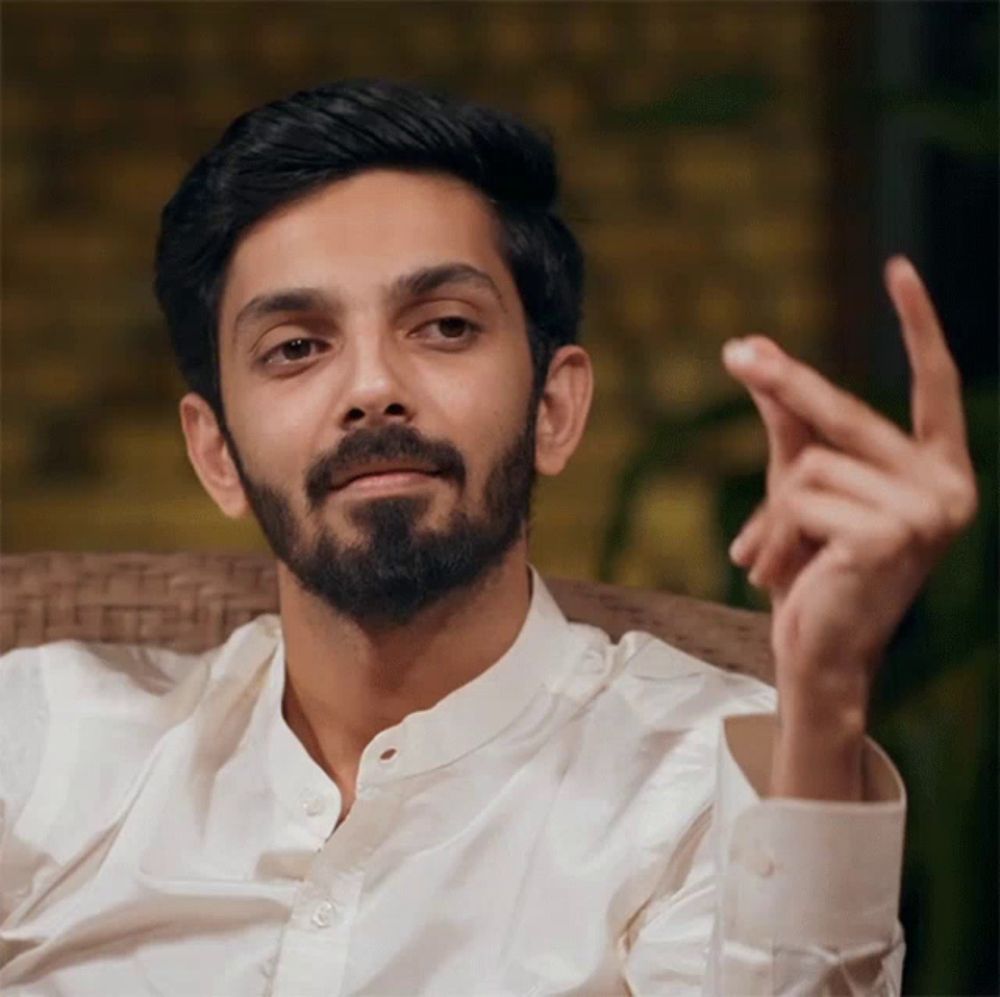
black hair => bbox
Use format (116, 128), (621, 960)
(154, 78), (585, 423)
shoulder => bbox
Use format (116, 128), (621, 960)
(587, 625), (777, 735)
(0, 613), (281, 718)
(0, 638), (207, 843)
(0, 615), (280, 835)
(561, 625), (776, 856)
(1, 636), (209, 727)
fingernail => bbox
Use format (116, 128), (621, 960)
(888, 254), (915, 279)
(723, 338), (757, 368)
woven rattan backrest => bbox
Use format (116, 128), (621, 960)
(0, 552), (774, 686)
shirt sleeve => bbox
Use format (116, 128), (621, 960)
(0, 647), (49, 846)
(620, 712), (907, 995)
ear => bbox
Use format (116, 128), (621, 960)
(534, 345), (594, 477)
(178, 392), (251, 519)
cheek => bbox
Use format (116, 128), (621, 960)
(225, 377), (327, 486)
(446, 331), (531, 423)
(431, 371), (530, 490)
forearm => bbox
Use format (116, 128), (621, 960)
(768, 673), (871, 801)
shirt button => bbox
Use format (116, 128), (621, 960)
(301, 794), (326, 817)
(311, 900), (334, 928)
(746, 847), (775, 878)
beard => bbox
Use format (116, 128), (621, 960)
(226, 410), (537, 629)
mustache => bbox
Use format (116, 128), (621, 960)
(305, 424), (467, 510)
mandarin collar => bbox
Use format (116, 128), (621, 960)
(263, 566), (589, 808)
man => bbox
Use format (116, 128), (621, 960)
(0, 79), (978, 995)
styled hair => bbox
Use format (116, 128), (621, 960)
(154, 78), (585, 422)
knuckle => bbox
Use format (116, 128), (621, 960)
(794, 445), (828, 482)
(910, 500), (944, 546)
(827, 541), (862, 573)
(850, 513), (911, 562)
(880, 519), (912, 557)
(938, 470), (979, 531)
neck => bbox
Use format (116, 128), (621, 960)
(276, 540), (533, 797)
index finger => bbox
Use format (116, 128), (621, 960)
(885, 256), (970, 461)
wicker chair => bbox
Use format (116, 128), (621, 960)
(0, 552), (775, 686)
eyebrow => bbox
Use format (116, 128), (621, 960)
(232, 262), (506, 342)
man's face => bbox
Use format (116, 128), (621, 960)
(215, 170), (538, 626)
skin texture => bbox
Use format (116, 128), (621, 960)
(179, 170), (593, 819)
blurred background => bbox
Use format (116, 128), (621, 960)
(2, 2), (996, 992)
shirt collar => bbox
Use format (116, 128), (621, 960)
(263, 565), (589, 804)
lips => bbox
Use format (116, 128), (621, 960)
(329, 461), (441, 491)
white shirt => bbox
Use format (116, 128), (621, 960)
(0, 567), (906, 996)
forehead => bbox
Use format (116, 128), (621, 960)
(218, 170), (513, 337)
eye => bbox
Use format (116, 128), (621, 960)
(261, 338), (327, 366)
(419, 316), (483, 342)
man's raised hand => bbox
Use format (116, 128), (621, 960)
(721, 257), (978, 795)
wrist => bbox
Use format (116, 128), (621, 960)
(769, 721), (866, 801)
(777, 664), (872, 732)
(769, 674), (871, 801)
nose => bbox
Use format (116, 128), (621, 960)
(338, 334), (413, 430)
